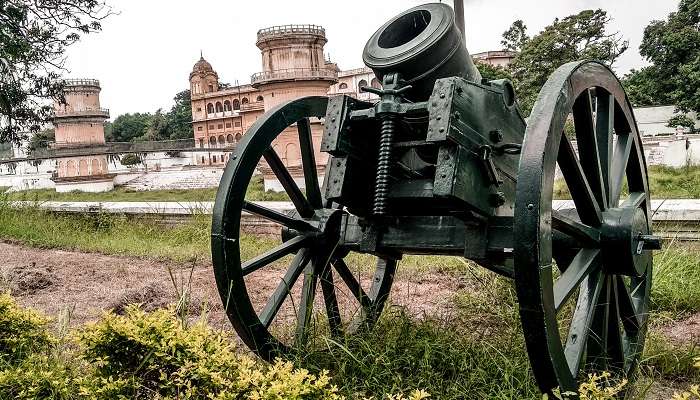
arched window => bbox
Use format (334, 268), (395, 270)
(338, 82), (348, 90)
(198, 138), (204, 148)
(78, 159), (88, 176)
(232, 99), (240, 110)
(91, 159), (99, 175)
(371, 78), (381, 89)
(213, 155), (217, 163)
(256, 95), (263, 102)
(215, 102), (223, 113)
(218, 135), (225, 145)
(209, 136), (216, 146)
(241, 97), (249, 105)
(207, 103), (214, 114)
(66, 160), (76, 177)
(226, 134), (234, 143)
(235, 133), (241, 141)
(223, 100), (231, 111)
(358, 79), (368, 92)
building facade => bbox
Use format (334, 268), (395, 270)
(472, 50), (517, 68)
(189, 24), (378, 174)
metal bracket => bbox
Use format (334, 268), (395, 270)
(479, 145), (503, 186)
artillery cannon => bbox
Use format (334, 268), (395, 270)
(211, 3), (661, 395)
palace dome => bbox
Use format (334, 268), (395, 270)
(192, 56), (214, 74)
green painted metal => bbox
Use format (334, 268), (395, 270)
(211, 3), (659, 397)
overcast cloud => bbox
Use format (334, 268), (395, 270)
(63, 0), (680, 118)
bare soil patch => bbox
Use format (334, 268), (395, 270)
(0, 242), (462, 331)
(661, 312), (700, 345)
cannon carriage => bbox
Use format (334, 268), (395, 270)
(211, 3), (661, 395)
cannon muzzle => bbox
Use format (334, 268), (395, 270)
(362, 3), (482, 101)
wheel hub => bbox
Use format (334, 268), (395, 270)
(600, 207), (658, 276)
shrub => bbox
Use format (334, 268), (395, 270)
(0, 354), (79, 400)
(77, 305), (342, 399)
(119, 153), (141, 166)
(0, 292), (53, 365)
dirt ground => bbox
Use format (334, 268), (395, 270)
(0, 242), (463, 332)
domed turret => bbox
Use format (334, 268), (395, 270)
(189, 54), (219, 95)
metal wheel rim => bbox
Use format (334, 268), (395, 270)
(211, 96), (396, 360)
(514, 61), (652, 393)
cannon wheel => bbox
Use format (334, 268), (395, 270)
(211, 96), (396, 361)
(514, 61), (652, 394)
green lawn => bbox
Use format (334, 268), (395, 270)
(555, 165), (700, 199)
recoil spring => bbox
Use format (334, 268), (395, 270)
(372, 116), (396, 216)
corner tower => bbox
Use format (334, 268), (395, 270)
(252, 25), (337, 189)
(190, 55), (219, 96)
(52, 79), (114, 192)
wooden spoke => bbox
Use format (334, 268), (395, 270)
(295, 262), (318, 346)
(615, 277), (641, 336)
(263, 148), (315, 218)
(241, 235), (310, 276)
(595, 92), (615, 206)
(565, 269), (604, 377)
(332, 258), (372, 310)
(297, 118), (323, 209)
(554, 249), (602, 313)
(259, 249), (311, 328)
(558, 134), (603, 227)
(586, 275), (611, 370)
(319, 264), (342, 337)
(610, 133), (633, 205)
(552, 210), (600, 248)
(573, 90), (607, 209)
(243, 201), (314, 232)
(620, 192), (646, 209)
(607, 276), (626, 370)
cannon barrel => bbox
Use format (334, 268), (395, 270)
(362, 3), (482, 101)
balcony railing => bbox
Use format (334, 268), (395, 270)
(62, 79), (101, 88)
(257, 24), (325, 41)
(251, 68), (337, 86)
(53, 108), (110, 119)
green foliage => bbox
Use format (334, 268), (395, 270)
(667, 114), (696, 132)
(119, 153), (141, 166)
(637, 0), (700, 114)
(27, 128), (55, 154)
(0, 354), (80, 400)
(475, 62), (513, 82)
(507, 9), (628, 113)
(622, 67), (672, 107)
(642, 332), (700, 380)
(0, 292), (53, 365)
(107, 89), (192, 143)
(0, 0), (110, 143)
(167, 89), (193, 140)
(110, 113), (152, 142)
(501, 20), (528, 52)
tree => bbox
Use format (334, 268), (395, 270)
(475, 62), (513, 82)
(110, 113), (152, 142)
(144, 109), (170, 141)
(119, 153), (141, 166)
(622, 67), (671, 107)
(667, 114), (696, 132)
(501, 20), (528, 52)
(506, 9), (628, 113)
(27, 128), (54, 154)
(0, 0), (111, 143)
(166, 90), (192, 140)
(631, 0), (700, 113)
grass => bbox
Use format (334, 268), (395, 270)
(2, 175), (289, 202)
(554, 165), (700, 200)
(0, 203), (698, 398)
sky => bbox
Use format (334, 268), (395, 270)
(64, 0), (680, 119)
